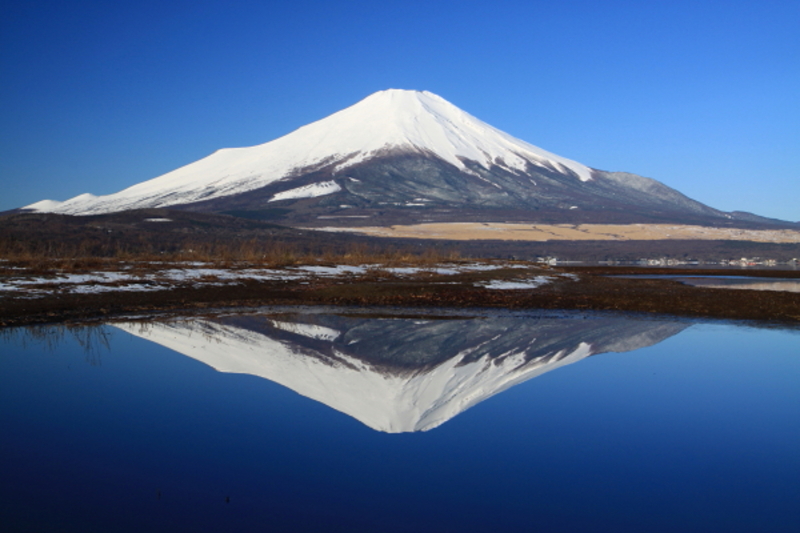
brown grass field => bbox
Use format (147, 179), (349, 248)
(328, 222), (800, 243)
(2, 211), (799, 327)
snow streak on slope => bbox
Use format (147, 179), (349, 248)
(27, 90), (592, 215)
(268, 180), (341, 202)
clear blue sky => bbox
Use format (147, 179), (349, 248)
(2, 0), (798, 221)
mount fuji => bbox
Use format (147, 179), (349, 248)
(22, 89), (787, 227)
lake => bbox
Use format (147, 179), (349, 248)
(2, 308), (799, 532)
(611, 274), (800, 293)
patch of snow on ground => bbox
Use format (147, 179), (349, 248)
(382, 263), (521, 276)
(383, 267), (426, 275)
(431, 268), (461, 275)
(1, 272), (136, 287)
(296, 265), (367, 276)
(156, 268), (303, 283)
(71, 283), (166, 294)
(481, 277), (553, 290)
(0, 267), (306, 296)
(0, 261), (546, 297)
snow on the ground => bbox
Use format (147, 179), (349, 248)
(296, 265), (367, 276)
(0, 261), (552, 298)
(0, 267), (301, 296)
(71, 283), (166, 294)
(481, 276), (553, 290)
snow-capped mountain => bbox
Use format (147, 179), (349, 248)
(115, 312), (687, 433)
(23, 89), (782, 226)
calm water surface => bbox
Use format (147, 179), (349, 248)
(611, 274), (800, 292)
(1, 308), (799, 532)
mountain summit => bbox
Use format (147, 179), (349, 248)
(23, 89), (784, 226)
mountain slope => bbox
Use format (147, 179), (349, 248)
(23, 89), (788, 227)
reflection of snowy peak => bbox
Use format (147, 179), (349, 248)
(115, 312), (687, 433)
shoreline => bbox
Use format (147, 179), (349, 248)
(2, 263), (799, 328)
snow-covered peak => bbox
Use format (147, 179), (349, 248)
(25, 89), (593, 215)
(332, 89), (592, 181)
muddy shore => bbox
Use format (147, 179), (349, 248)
(2, 265), (798, 327)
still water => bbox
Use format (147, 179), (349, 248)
(611, 275), (800, 293)
(1, 308), (799, 532)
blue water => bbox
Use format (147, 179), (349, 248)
(1, 312), (799, 532)
(610, 274), (800, 291)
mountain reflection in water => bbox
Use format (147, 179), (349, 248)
(115, 311), (688, 433)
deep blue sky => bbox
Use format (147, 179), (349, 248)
(2, 0), (798, 221)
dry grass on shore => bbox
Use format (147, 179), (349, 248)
(0, 237), (466, 274)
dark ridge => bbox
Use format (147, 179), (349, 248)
(170, 152), (798, 230)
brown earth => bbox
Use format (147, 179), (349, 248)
(2, 266), (799, 328)
(3, 210), (800, 263)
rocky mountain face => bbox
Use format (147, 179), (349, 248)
(116, 311), (688, 433)
(24, 90), (791, 228)
(189, 152), (739, 226)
